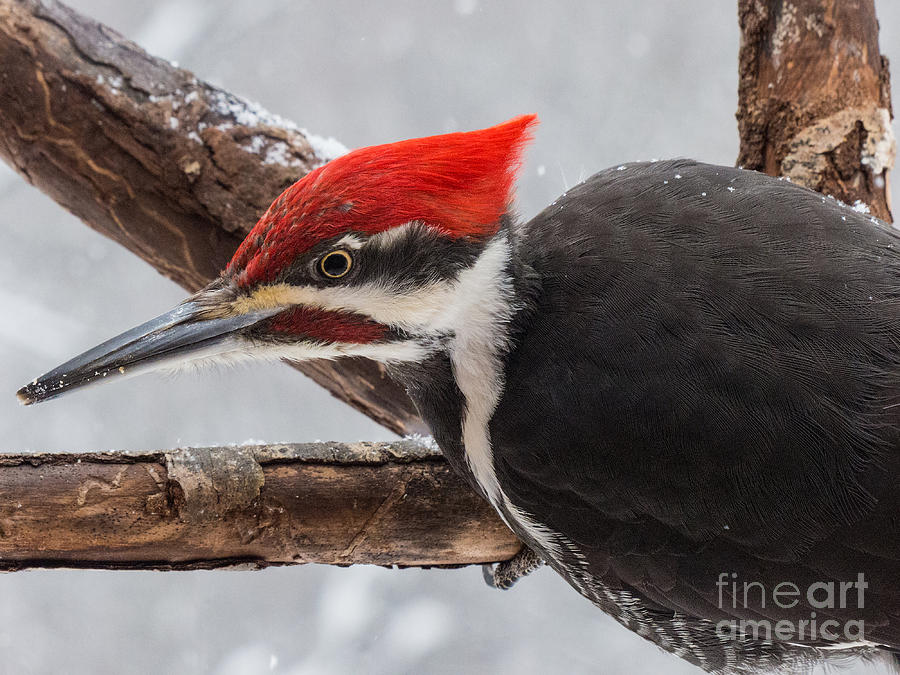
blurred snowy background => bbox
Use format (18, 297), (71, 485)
(1, 1), (898, 674)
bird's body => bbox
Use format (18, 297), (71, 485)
(20, 117), (900, 673)
(394, 159), (900, 673)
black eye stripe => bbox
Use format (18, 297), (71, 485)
(319, 250), (353, 278)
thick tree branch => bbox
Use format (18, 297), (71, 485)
(0, 0), (424, 435)
(737, 0), (895, 221)
(0, 441), (521, 570)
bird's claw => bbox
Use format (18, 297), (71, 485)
(482, 545), (544, 590)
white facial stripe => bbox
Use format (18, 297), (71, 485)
(158, 335), (429, 377)
(334, 234), (366, 250)
(277, 339), (429, 363)
(276, 281), (458, 332)
(367, 221), (423, 249)
(228, 277), (457, 331)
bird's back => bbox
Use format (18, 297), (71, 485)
(490, 160), (900, 670)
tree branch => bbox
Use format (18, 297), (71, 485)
(0, 0), (424, 435)
(0, 442), (521, 570)
(737, 0), (894, 221)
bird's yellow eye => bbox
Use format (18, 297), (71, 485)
(319, 250), (353, 279)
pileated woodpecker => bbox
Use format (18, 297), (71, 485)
(18, 116), (900, 673)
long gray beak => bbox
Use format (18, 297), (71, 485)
(17, 300), (278, 405)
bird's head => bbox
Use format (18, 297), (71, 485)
(17, 115), (536, 404)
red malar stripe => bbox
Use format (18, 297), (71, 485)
(268, 307), (387, 344)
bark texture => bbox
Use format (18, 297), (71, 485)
(0, 0), (423, 435)
(737, 0), (895, 221)
(0, 441), (521, 570)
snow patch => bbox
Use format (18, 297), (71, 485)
(851, 199), (870, 215)
(263, 141), (302, 167)
(211, 90), (298, 131)
(771, 2), (799, 66)
(241, 135), (307, 168)
(302, 130), (349, 163)
(242, 136), (265, 154)
(860, 108), (896, 175)
(783, 107), (894, 185)
(403, 434), (438, 450)
(210, 90), (348, 164)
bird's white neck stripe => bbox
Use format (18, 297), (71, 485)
(446, 234), (516, 506)
(447, 235), (567, 563)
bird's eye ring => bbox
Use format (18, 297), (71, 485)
(319, 250), (353, 279)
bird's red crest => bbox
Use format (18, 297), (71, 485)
(227, 114), (538, 286)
